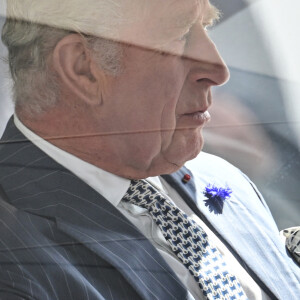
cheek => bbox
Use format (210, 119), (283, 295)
(160, 95), (178, 150)
(125, 79), (183, 169)
(135, 68), (184, 129)
(159, 78), (186, 150)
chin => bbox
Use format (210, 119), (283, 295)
(163, 132), (204, 169)
(180, 147), (202, 166)
(184, 133), (204, 161)
(167, 144), (203, 174)
(128, 131), (204, 178)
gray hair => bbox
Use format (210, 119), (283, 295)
(1, 18), (122, 115)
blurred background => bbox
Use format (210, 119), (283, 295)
(0, 0), (299, 229)
(205, 0), (300, 229)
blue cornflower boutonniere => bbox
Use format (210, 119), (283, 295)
(203, 184), (232, 214)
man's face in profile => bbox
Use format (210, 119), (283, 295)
(3, 0), (229, 179)
(94, 0), (229, 177)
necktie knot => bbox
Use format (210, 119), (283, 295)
(123, 179), (165, 209)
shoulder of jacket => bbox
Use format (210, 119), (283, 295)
(186, 151), (243, 178)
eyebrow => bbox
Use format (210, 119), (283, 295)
(203, 4), (221, 26)
(151, 1), (221, 48)
(175, 2), (221, 31)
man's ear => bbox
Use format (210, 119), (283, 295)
(52, 34), (103, 105)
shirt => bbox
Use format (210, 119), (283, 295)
(14, 115), (269, 300)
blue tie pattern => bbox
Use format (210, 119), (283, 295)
(123, 179), (248, 300)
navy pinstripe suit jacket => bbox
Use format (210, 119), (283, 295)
(0, 118), (299, 300)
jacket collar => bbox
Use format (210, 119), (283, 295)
(163, 166), (300, 300)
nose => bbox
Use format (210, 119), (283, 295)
(185, 24), (230, 86)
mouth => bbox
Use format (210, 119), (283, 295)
(178, 110), (211, 127)
(189, 110), (211, 122)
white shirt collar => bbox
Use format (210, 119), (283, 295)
(14, 114), (167, 206)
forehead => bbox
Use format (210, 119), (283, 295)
(164, 0), (205, 23)
(119, 0), (218, 48)
(126, 0), (215, 24)
(6, 0), (218, 49)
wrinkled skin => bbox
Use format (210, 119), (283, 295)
(20, 0), (229, 179)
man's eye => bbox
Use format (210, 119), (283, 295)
(203, 23), (213, 32)
(177, 30), (191, 43)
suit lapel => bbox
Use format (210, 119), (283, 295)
(53, 188), (188, 300)
(0, 118), (188, 300)
(163, 167), (300, 300)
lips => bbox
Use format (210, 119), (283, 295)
(179, 110), (211, 127)
(190, 110), (211, 122)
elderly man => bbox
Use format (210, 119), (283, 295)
(0, 0), (299, 299)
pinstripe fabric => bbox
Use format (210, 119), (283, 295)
(1, 117), (300, 299)
(0, 118), (188, 300)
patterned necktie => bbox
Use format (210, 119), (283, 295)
(123, 179), (248, 300)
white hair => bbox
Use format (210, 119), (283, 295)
(1, 0), (127, 115)
(6, 0), (125, 40)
